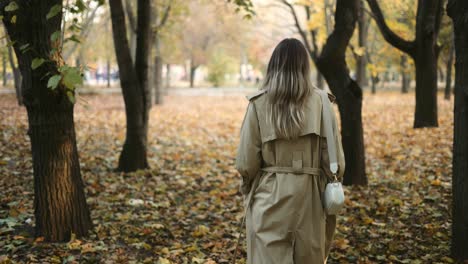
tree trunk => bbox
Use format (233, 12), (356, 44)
(2, 49), (6, 87)
(110, 0), (151, 172)
(413, 44), (439, 127)
(356, 0), (368, 87)
(2, 0), (92, 241)
(106, 58), (111, 88)
(153, 33), (163, 105)
(165, 63), (171, 93)
(190, 62), (197, 88)
(371, 75), (378, 94)
(445, 33), (454, 100)
(437, 66), (443, 81)
(316, 0), (367, 185)
(154, 55), (163, 104)
(367, 0), (443, 128)
(401, 55), (410, 93)
(447, 0), (468, 260)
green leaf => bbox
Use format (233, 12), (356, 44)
(66, 91), (75, 104)
(47, 75), (61, 90)
(50, 48), (57, 56)
(46, 4), (61, 20)
(50, 30), (61, 42)
(31, 58), (45, 70)
(65, 34), (81, 43)
(10, 15), (16, 24)
(4, 1), (19, 12)
(6, 40), (15, 47)
(62, 66), (83, 89)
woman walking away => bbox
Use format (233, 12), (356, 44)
(235, 38), (345, 264)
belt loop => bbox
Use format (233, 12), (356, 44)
(292, 151), (303, 169)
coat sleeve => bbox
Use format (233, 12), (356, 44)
(235, 102), (262, 196)
(320, 105), (346, 182)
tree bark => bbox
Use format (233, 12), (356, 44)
(447, 0), (468, 260)
(165, 63), (171, 94)
(106, 58), (111, 88)
(154, 54), (163, 104)
(413, 42), (439, 127)
(190, 62), (197, 88)
(316, 0), (367, 185)
(445, 32), (455, 100)
(371, 75), (378, 94)
(2, 48), (6, 87)
(153, 33), (163, 104)
(110, 0), (151, 172)
(367, 0), (443, 128)
(401, 55), (410, 93)
(1, 0), (92, 241)
(356, 0), (368, 87)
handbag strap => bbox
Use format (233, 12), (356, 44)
(318, 90), (338, 177)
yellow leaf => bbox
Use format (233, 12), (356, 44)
(363, 217), (374, 225)
(431, 179), (441, 186)
(192, 225), (210, 237)
(157, 257), (171, 264)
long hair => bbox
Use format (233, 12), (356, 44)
(262, 38), (313, 139)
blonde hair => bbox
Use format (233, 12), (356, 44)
(262, 38), (313, 139)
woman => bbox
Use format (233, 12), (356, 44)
(235, 38), (345, 264)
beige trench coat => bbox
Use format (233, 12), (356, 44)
(235, 88), (345, 264)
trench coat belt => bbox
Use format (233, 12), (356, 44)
(261, 166), (321, 175)
(232, 165), (323, 263)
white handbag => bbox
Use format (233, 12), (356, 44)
(319, 90), (345, 215)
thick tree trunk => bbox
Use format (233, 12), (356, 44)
(110, 0), (151, 172)
(401, 55), (410, 93)
(316, 0), (367, 185)
(447, 0), (468, 260)
(445, 34), (454, 100)
(2, 0), (92, 241)
(29, 106), (92, 241)
(413, 45), (439, 127)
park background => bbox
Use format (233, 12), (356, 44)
(0, 0), (467, 263)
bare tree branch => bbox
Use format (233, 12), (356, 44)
(366, 0), (414, 55)
(63, 5), (100, 61)
(278, 0), (314, 56)
(156, 2), (172, 29)
(304, 5), (318, 61)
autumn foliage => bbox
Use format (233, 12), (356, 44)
(0, 92), (453, 263)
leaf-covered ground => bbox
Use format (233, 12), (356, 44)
(0, 91), (454, 263)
